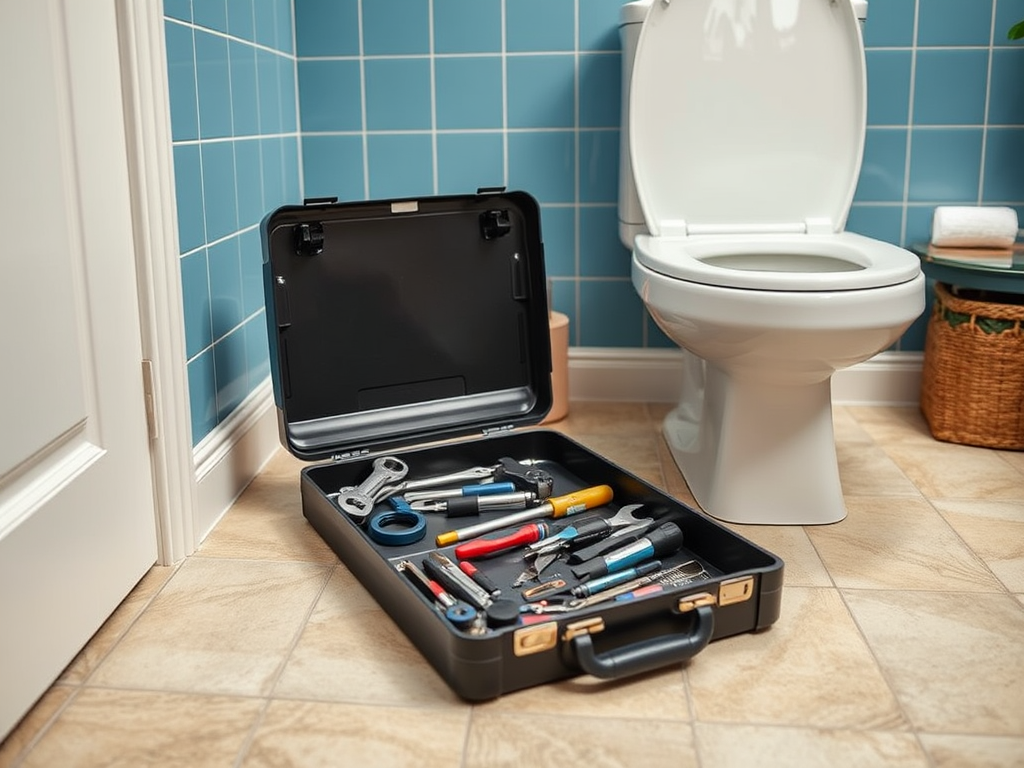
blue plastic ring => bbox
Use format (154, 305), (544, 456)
(368, 508), (427, 546)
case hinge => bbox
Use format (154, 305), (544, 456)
(296, 222), (325, 256)
(141, 359), (158, 440)
(482, 424), (516, 436)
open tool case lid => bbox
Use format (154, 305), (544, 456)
(262, 191), (553, 461)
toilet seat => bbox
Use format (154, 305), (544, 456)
(629, 0), (867, 244)
(634, 231), (921, 291)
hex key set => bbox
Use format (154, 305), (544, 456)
(262, 191), (784, 700)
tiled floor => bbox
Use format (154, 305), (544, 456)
(3, 403), (1024, 767)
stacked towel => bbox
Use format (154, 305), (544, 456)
(931, 206), (1019, 249)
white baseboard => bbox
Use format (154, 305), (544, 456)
(193, 379), (280, 543)
(187, 349), (923, 546)
(568, 348), (924, 406)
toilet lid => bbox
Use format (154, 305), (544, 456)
(630, 0), (866, 238)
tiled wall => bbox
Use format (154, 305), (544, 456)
(165, 0), (1024, 444)
(164, 0), (299, 445)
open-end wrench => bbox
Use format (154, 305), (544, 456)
(374, 465), (499, 504)
(335, 456), (409, 522)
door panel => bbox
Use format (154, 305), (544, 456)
(0, 0), (158, 738)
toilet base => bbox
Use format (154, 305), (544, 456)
(663, 356), (847, 525)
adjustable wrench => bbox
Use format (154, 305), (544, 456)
(335, 456), (409, 522)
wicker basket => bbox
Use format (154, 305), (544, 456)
(920, 282), (1024, 450)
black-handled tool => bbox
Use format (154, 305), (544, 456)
(572, 522), (684, 581)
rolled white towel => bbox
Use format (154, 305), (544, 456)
(931, 206), (1018, 249)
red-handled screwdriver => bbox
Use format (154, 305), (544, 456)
(454, 523), (552, 560)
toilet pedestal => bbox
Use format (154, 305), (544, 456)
(663, 359), (846, 526)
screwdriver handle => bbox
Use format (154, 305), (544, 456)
(549, 485), (614, 518)
(454, 523), (547, 560)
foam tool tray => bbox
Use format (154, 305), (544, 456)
(262, 191), (784, 700)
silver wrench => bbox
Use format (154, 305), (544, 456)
(335, 456), (409, 522)
(374, 465), (499, 503)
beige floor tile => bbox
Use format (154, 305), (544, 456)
(837, 441), (922, 497)
(199, 449), (337, 564)
(552, 402), (656, 438)
(694, 723), (929, 768)
(477, 664), (690, 720)
(59, 565), (176, 685)
(844, 589), (1024, 735)
(241, 699), (469, 768)
(564, 432), (666, 490)
(721, 525), (831, 587)
(463, 711), (699, 768)
(0, 686), (75, 768)
(688, 586), (907, 730)
(273, 568), (463, 706)
(848, 406), (936, 446)
(89, 558), (330, 697)
(833, 405), (877, 445)
(806, 496), (1003, 592)
(18, 688), (262, 768)
(656, 437), (700, 508)
(919, 734), (1024, 768)
(933, 499), (1024, 593)
(880, 440), (1024, 501)
(996, 449), (1024, 475)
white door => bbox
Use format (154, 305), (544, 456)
(0, 0), (158, 738)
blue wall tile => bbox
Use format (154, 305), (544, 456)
(579, 53), (621, 128)
(165, 22), (198, 142)
(507, 131), (576, 203)
(434, 0), (502, 53)
(854, 129), (907, 202)
(436, 133), (504, 194)
(302, 134), (365, 200)
(229, 41), (260, 137)
(435, 57), (504, 130)
(363, 0), (430, 55)
(865, 50), (911, 126)
(207, 236), (244, 340)
(579, 130), (619, 203)
(917, 0), (993, 46)
(298, 60), (362, 132)
(234, 139), (264, 227)
(244, 315), (271, 385)
(988, 49), (1024, 124)
(580, 0), (627, 51)
(165, 0), (192, 23)
(214, 328), (249, 421)
(295, 0), (359, 56)
(983, 128), (1024, 201)
(187, 349), (217, 446)
(579, 206), (629, 277)
(541, 206), (576, 278)
(193, 0), (228, 32)
(549, 278), (577, 341)
(257, 50), (283, 134)
(364, 59), (433, 130)
(913, 50), (989, 126)
(366, 134), (434, 198)
(239, 229), (265, 318)
(194, 31), (233, 139)
(847, 205), (904, 244)
(579, 280), (644, 346)
(227, 0), (255, 41)
(180, 249), (212, 358)
(506, 0), (575, 52)
(201, 141), (239, 241)
(173, 144), (206, 252)
(908, 128), (983, 202)
(253, 0), (278, 50)
(862, 0), (916, 47)
(995, 0), (1024, 46)
(507, 55), (575, 128)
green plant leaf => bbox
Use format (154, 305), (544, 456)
(1009, 19), (1024, 40)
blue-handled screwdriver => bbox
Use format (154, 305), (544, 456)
(571, 522), (684, 581)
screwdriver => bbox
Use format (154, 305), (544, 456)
(435, 485), (614, 547)
(454, 522), (553, 560)
(571, 521), (684, 581)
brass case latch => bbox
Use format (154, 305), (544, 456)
(719, 575), (755, 606)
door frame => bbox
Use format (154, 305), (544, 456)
(117, 0), (198, 565)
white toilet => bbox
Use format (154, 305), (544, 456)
(618, 0), (925, 525)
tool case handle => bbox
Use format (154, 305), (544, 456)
(569, 605), (714, 679)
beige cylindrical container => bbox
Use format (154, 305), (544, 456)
(542, 311), (570, 424)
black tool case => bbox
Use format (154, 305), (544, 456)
(262, 191), (784, 701)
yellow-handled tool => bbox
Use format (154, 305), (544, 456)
(435, 485), (614, 547)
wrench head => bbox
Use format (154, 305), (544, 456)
(496, 457), (555, 498)
(607, 503), (654, 529)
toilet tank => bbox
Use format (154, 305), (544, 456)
(616, 0), (869, 252)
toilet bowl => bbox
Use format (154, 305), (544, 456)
(619, 0), (925, 525)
